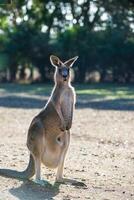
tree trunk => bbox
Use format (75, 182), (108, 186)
(9, 63), (17, 82)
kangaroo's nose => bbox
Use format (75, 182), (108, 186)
(62, 70), (68, 77)
(63, 74), (67, 78)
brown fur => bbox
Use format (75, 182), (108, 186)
(0, 55), (78, 182)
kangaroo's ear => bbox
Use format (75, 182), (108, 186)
(64, 56), (78, 67)
(50, 55), (62, 67)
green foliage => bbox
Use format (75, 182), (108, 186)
(56, 26), (134, 82)
(0, 53), (9, 70)
(0, 0), (133, 82)
(4, 22), (53, 81)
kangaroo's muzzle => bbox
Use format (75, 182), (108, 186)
(61, 68), (69, 81)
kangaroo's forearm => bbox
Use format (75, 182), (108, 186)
(61, 103), (74, 130)
(64, 112), (73, 130)
(57, 108), (66, 126)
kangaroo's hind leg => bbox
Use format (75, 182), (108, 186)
(30, 138), (44, 185)
(33, 154), (48, 185)
(56, 130), (70, 182)
(34, 155), (41, 181)
(27, 119), (45, 184)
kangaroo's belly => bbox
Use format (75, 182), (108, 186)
(41, 131), (69, 168)
(41, 149), (61, 168)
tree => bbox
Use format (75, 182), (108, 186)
(0, 0), (134, 82)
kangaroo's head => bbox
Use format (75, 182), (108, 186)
(50, 55), (78, 84)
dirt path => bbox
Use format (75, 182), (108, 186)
(0, 87), (134, 200)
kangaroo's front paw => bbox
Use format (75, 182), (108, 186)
(60, 123), (66, 131)
(66, 126), (70, 130)
(66, 123), (71, 130)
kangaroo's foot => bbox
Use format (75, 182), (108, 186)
(55, 175), (64, 183)
(33, 179), (49, 186)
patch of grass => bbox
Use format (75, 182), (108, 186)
(0, 83), (134, 100)
(75, 83), (134, 100)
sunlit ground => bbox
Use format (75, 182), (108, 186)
(0, 83), (134, 200)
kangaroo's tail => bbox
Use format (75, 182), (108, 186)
(0, 154), (35, 180)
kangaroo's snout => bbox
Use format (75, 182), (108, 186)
(62, 72), (68, 78)
(62, 70), (68, 81)
(59, 67), (69, 81)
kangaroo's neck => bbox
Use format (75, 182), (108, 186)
(54, 81), (70, 88)
(53, 81), (71, 96)
(50, 80), (72, 105)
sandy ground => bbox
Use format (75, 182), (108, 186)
(0, 86), (134, 200)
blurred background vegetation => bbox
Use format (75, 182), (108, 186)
(0, 0), (134, 83)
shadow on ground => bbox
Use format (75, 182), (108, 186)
(76, 98), (134, 111)
(0, 95), (46, 109)
(9, 180), (60, 200)
(0, 95), (133, 111)
(9, 178), (87, 200)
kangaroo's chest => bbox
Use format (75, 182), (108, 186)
(60, 88), (74, 106)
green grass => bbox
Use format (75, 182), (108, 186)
(0, 83), (134, 100)
(75, 84), (134, 99)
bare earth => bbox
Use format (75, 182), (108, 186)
(0, 85), (134, 200)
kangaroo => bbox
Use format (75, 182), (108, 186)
(0, 55), (78, 183)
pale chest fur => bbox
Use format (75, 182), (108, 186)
(60, 87), (74, 105)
